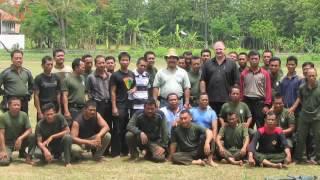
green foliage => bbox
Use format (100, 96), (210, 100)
(14, 0), (320, 52)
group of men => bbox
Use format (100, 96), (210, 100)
(0, 40), (319, 169)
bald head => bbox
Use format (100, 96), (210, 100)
(306, 68), (317, 85)
(213, 41), (225, 59)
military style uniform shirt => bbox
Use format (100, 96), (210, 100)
(36, 114), (68, 141)
(171, 123), (206, 152)
(126, 110), (168, 147)
(219, 124), (248, 150)
(61, 73), (86, 105)
(298, 81), (320, 122)
(275, 108), (295, 130)
(219, 102), (252, 123)
(0, 111), (31, 146)
(0, 65), (33, 97)
(188, 70), (201, 105)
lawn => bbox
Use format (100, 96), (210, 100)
(0, 49), (320, 179)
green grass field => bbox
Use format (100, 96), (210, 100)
(1, 50), (320, 180)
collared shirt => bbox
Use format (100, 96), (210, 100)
(190, 106), (217, 129)
(160, 106), (182, 136)
(146, 67), (157, 88)
(298, 81), (320, 121)
(240, 67), (272, 105)
(61, 73), (86, 105)
(275, 108), (295, 131)
(153, 67), (190, 98)
(270, 71), (283, 97)
(126, 110), (168, 147)
(132, 70), (150, 110)
(279, 73), (302, 108)
(200, 57), (240, 103)
(86, 70), (111, 102)
(188, 70), (201, 106)
(0, 65), (33, 96)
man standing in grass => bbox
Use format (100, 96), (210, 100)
(126, 99), (168, 162)
(169, 110), (216, 166)
(34, 56), (61, 121)
(153, 48), (191, 108)
(294, 68), (320, 164)
(71, 100), (111, 161)
(62, 58), (86, 126)
(0, 97), (34, 166)
(216, 112), (249, 166)
(35, 103), (72, 167)
(248, 112), (291, 169)
(0, 49), (33, 114)
(188, 56), (201, 107)
(110, 52), (136, 157)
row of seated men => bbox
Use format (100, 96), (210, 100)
(0, 94), (292, 169)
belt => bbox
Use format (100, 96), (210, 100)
(94, 98), (111, 103)
(159, 96), (183, 101)
(244, 96), (264, 101)
(68, 103), (85, 109)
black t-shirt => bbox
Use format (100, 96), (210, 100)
(75, 113), (100, 139)
(34, 73), (61, 103)
(110, 70), (136, 105)
(200, 57), (239, 103)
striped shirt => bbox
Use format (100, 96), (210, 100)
(132, 70), (150, 110)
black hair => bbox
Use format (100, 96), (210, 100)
(41, 56), (53, 65)
(248, 50), (260, 58)
(144, 98), (157, 107)
(105, 56), (116, 62)
(180, 109), (192, 116)
(270, 56), (281, 65)
(41, 103), (56, 113)
(81, 54), (92, 61)
(84, 100), (97, 109)
(144, 51), (156, 59)
(118, 52), (131, 61)
(263, 49), (273, 57)
(72, 58), (82, 70)
(11, 49), (23, 59)
(286, 56), (298, 65)
(8, 97), (21, 105)
(302, 62), (314, 68)
(94, 55), (106, 64)
(136, 57), (147, 65)
(200, 49), (211, 56)
(52, 48), (65, 57)
(166, 93), (179, 100)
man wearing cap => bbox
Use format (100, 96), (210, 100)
(153, 48), (191, 108)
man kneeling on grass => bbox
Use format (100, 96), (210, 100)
(0, 97), (34, 166)
(248, 111), (292, 169)
(126, 99), (168, 162)
(216, 112), (249, 166)
(35, 103), (72, 167)
(71, 100), (111, 161)
(169, 109), (215, 166)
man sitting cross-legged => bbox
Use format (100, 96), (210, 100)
(169, 110), (215, 166)
(35, 103), (72, 167)
(0, 97), (34, 166)
(248, 111), (292, 169)
(216, 112), (249, 166)
(71, 100), (111, 161)
(126, 99), (168, 162)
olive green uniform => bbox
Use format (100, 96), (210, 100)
(0, 66), (33, 113)
(187, 70), (201, 106)
(218, 124), (248, 160)
(220, 102), (252, 124)
(61, 73), (86, 124)
(171, 123), (212, 165)
(126, 110), (168, 162)
(295, 82), (320, 163)
(0, 111), (34, 166)
(35, 114), (72, 164)
(275, 108), (295, 148)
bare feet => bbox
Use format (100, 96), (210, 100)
(192, 159), (206, 166)
(65, 163), (72, 167)
(25, 157), (35, 166)
(207, 159), (218, 167)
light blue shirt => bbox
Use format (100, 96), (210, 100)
(160, 106), (182, 136)
(190, 106), (217, 129)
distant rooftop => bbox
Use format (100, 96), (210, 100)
(0, 9), (19, 22)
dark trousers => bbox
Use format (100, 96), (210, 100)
(244, 97), (265, 128)
(209, 102), (224, 116)
(95, 100), (113, 155)
(111, 105), (129, 157)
